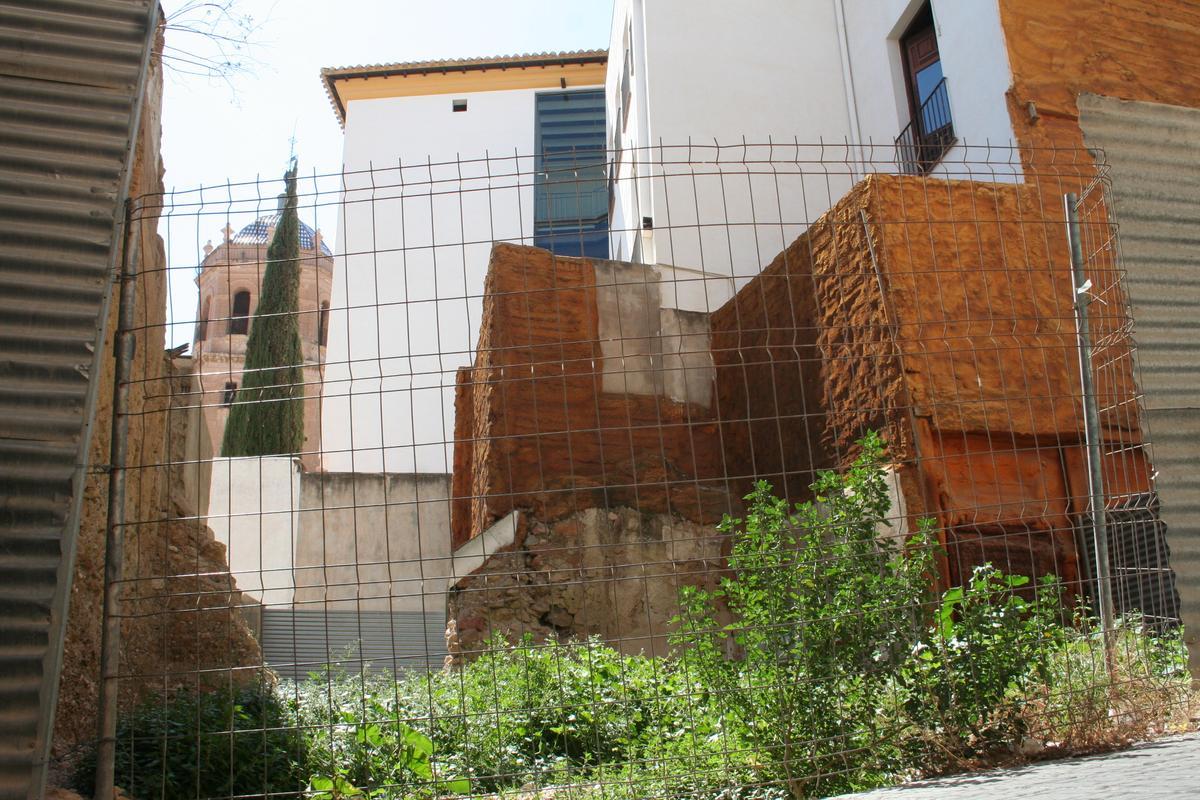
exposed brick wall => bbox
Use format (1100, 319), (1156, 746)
(451, 244), (730, 550)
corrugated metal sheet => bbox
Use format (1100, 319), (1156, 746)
(0, 2), (158, 798)
(1079, 94), (1200, 661)
(261, 609), (448, 680)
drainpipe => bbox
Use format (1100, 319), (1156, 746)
(833, 0), (866, 178)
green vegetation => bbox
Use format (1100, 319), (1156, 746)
(73, 681), (305, 800)
(221, 161), (305, 458)
(82, 435), (1191, 799)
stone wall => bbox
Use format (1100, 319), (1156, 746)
(447, 507), (725, 659)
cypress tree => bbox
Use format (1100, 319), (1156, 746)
(221, 162), (305, 457)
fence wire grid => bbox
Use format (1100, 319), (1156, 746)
(91, 142), (1190, 800)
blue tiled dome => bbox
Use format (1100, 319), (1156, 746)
(232, 213), (332, 256)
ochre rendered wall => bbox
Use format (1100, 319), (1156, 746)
(452, 244), (729, 550)
(723, 173), (1149, 594)
(1000, 0), (1200, 161)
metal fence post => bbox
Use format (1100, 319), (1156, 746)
(94, 199), (139, 800)
(1065, 191), (1117, 674)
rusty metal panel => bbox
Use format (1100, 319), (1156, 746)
(1079, 93), (1200, 663)
(0, 1), (157, 797)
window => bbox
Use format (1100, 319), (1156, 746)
(533, 89), (609, 258)
(222, 381), (238, 406)
(452, 98), (467, 112)
(196, 297), (210, 342)
(896, 4), (954, 174)
(229, 290), (251, 335)
(318, 301), (330, 347)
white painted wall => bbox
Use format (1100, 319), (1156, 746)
(608, 0), (853, 290)
(322, 89), (541, 473)
(208, 456), (301, 607)
(606, 0), (1022, 294)
(207, 460), (453, 615)
(293, 472), (453, 614)
(842, 0), (1021, 179)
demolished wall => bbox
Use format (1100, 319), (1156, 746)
(448, 508), (725, 660)
(452, 244), (731, 551)
(449, 244), (733, 656)
(448, 173), (1178, 660)
(721, 173), (1173, 614)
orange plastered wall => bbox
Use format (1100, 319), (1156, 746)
(1000, 0), (1200, 158)
(451, 244), (727, 549)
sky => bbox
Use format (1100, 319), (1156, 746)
(159, 0), (614, 343)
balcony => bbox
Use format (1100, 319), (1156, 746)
(895, 77), (955, 175)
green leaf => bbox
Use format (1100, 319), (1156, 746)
(402, 726), (434, 757)
(444, 777), (471, 794)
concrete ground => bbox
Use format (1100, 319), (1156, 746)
(831, 733), (1200, 799)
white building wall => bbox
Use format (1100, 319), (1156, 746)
(606, 0), (1021, 295)
(322, 0), (1021, 475)
(322, 89), (540, 473)
(609, 0), (853, 291)
(208, 456), (301, 607)
(842, 0), (1020, 179)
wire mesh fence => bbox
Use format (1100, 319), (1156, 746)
(90, 142), (1189, 800)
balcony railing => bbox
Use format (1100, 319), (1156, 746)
(895, 77), (954, 175)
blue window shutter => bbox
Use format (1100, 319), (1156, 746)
(534, 90), (609, 258)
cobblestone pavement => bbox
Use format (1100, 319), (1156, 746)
(831, 733), (1200, 799)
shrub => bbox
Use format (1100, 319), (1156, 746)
(673, 433), (938, 798)
(428, 635), (736, 795)
(900, 567), (1068, 761)
(1020, 615), (1193, 751)
(74, 681), (305, 800)
(670, 432), (1191, 797)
